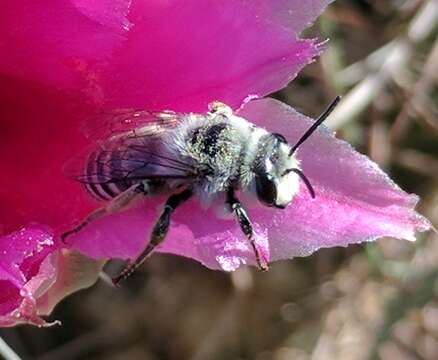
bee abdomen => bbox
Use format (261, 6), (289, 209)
(84, 149), (131, 201)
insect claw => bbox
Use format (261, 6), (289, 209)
(112, 260), (136, 287)
(258, 262), (270, 272)
(60, 231), (73, 244)
(251, 242), (269, 271)
(111, 275), (123, 288)
(112, 271), (127, 287)
(256, 256), (269, 271)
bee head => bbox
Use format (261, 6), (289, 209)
(253, 133), (305, 208)
(253, 96), (341, 209)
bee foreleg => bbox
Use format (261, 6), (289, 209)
(226, 188), (269, 271)
(61, 182), (149, 243)
(112, 188), (193, 286)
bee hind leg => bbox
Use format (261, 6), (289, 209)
(226, 188), (269, 271)
(61, 182), (149, 243)
(112, 188), (193, 286)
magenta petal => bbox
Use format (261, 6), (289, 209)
(70, 196), (269, 271)
(1, 0), (331, 109)
(0, 226), (102, 327)
(0, 0), (131, 88)
(250, 0), (334, 34)
(0, 225), (56, 286)
(238, 98), (431, 259)
(0, 225), (58, 327)
(101, 0), (332, 111)
(73, 0), (132, 30)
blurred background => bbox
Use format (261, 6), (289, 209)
(1, 0), (437, 359)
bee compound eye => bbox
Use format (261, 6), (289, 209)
(255, 174), (277, 207)
(272, 133), (287, 144)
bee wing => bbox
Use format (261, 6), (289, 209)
(82, 108), (183, 143)
(65, 110), (196, 186)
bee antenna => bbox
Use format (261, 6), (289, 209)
(289, 96), (341, 156)
(286, 168), (315, 198)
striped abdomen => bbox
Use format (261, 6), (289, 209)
(84, 149), (133, 201)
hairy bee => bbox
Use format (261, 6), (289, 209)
(63, 97), (340, 284)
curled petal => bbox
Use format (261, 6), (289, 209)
(0, 226), (102, 327)
(36, 250), (104, 317)
(0, 225), (58, 326)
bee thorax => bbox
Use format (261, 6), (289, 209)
(170, 115), (247, 196)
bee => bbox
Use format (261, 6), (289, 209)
(63, 97), (340, 285)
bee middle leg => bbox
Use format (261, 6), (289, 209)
(112, 188), (193, 286)
(226, 188), (269, 271)
(61, 182), (148, 242)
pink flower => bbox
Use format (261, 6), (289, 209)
(0, 0), (431, 326)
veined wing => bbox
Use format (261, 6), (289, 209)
(65, 109), (197, 191)
(82, 108), (183, 143)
